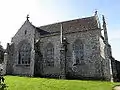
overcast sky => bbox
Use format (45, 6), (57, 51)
(0, 0), (120, 60)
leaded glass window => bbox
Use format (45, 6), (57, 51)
(45, 43), (54, 67)
(18, 43), (31, 65)
(73, 39), (84, 64)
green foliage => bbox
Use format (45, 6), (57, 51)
(3, 76), (120, 90)
(0, 83), (7, 90)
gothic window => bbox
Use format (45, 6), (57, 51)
(18, 42), (31, 65)
(45, 43), (54, 67)
(73, 39), (84, 65)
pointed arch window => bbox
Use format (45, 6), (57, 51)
(73, 39), (84, 65)
(45, 43), (54, 67)
(18, 42), (31, 65)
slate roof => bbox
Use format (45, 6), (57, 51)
(30, 22), (50, 35)
(35, 27), (50, 35)
(39, 16), (100, 34)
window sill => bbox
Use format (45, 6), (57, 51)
(16, 64), (30, 67)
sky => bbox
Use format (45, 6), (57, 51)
(0, 0), (119, 60)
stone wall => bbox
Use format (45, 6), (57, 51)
(38, 28), (104, 79)
(8, 20), (35, 76)
(64, 29), (103, 79)
(6, 43), (14, 74)
(0, 45), (4, 63)
(114, 60), (120, 81)
(39, 34), (61, 77)
(99, 36), (111, 80)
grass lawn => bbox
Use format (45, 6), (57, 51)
(1, 76), (120, 90)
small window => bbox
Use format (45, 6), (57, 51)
(25, 30), (27, 35)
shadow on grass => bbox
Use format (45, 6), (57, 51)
(0, 83), (8, 90)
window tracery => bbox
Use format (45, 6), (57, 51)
(45, 43), (54, 67)
(18, 42), (31, 65)
(73, 39), (84, 65)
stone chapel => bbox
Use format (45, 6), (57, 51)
(6, 12), (117, 81)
